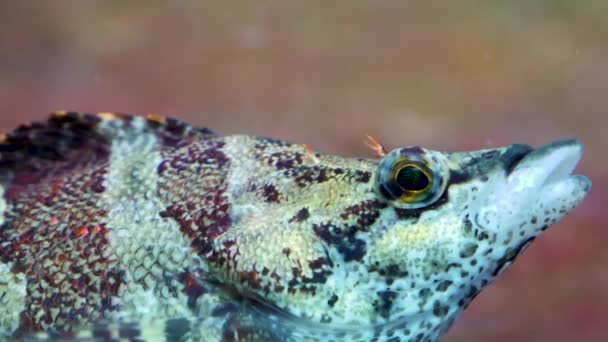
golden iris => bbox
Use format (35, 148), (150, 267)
(376, 147), (446, 209)
(392, 161), (433, 203)
(396, 164), (430, 191)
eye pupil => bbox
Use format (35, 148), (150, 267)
(396, 165), (429, 191)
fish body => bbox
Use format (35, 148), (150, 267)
(0, 112), (591, 341)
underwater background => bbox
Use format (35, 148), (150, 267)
(0, 2), (605, 341)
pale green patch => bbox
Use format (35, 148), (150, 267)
(0, 262), (26, 338)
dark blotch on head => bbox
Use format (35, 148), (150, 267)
(501, 144), (533, 175)
(384, 264), (408, 277)
(449, 169), (473, 184)
(444, 262), (462, 272)
(459, 242), (478, 258)
(328, 293), (339, 307)
(351, 170), (371, 183)
(373, 290), (398, 319)
(339, 237), (367, 261)
(289, 207), (310, 223)
(418, 287), (432, 307)
(272, 151), (304, 170)
(436, 280), (453, 292)
(340, 200), (387, 229)
(477, 231), (489, 241)
(262, 184), (280, 203)
(290, 257), (333, 288)
(313, 223), (367, 262)
(432, 300), (450, 317)
(368, 263), (408, 283)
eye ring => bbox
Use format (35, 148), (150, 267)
(376, 147), (448, 209)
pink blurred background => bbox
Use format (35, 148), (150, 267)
(0, 2), (606, 341)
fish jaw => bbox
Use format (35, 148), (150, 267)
(489, 139), (591, 243)
(508, 139), (590, 213)
(456, 140), (589, 281)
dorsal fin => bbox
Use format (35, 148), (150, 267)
(0, 111), (216, 185)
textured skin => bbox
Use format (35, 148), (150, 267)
(0, 112), (590, 341)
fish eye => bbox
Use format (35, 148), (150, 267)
(376, 147), (448, 209)
(396, 164), (430, 192)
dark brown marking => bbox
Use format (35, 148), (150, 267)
(328, 294), (339, 307)
(374, 290), (398, 319)
(501, 144), (533, 175)
(289, 207), (310, 223)
(312, 223), (367, 262)
(340, 200), (387, 229)
(436, 280), (453, 292)
(158, 139), (232, 255)
(262, 184), (280, 203)
(178, 271), (208, 309)
(432, 301), (450, 317)
(459, 243), (478, 258)
(350, 170), (371, 183)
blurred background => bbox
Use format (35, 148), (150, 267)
(0, 1), (606, 341)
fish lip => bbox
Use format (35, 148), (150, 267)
(509, 138), (589, 188)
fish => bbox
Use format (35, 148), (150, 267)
(0, 111), (591, 341)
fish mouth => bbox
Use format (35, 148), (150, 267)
(507, 139), (591, 209)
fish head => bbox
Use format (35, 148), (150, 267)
(212, 137), (590, 340)
(363, 138), (591, 335)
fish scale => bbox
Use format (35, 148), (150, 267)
(0, 112), (591, 341)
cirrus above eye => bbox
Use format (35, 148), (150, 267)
(376, 147), (448, 209)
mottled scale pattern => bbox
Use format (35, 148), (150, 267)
(0, 112), (590, 341)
